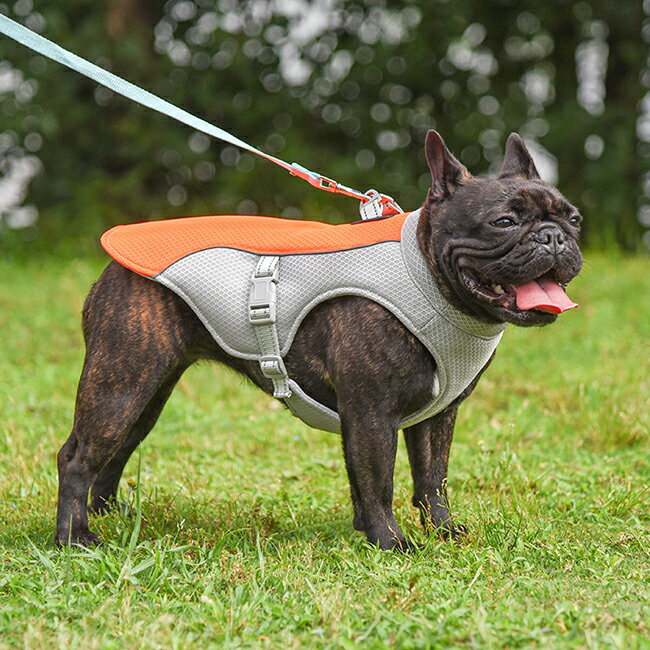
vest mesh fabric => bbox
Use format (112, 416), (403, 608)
(146, 210), (507, 433)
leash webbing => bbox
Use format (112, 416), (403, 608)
(0, 14), (402, 218)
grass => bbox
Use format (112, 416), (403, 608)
(0, 252), (648, 649)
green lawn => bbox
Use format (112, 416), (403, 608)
(0, 252), (648, 649)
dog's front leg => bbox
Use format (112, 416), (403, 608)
(338, 405), (412, 551)
(403, 406), (465, 539)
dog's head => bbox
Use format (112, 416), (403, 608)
(418, 130), (583, 327)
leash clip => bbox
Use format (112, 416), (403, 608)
(359, 189), (403, 220)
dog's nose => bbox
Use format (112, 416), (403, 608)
(534, 227), (566, 251)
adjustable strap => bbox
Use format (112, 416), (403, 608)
(288, 164), (402, 218)
(248, 256), (291, 399)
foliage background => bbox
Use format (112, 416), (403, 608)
(0, 0), (648, 254)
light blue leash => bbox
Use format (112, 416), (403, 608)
(0, 14), (402, 218)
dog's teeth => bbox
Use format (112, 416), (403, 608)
(492, 284), (505, 294)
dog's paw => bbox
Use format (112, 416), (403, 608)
(55, 530), (102, 548)
(452, 523), (468, 538)
(364, 528), (420, 553)
(392, 538), (421, 554)
(435, 521), (468, 541)
(421, 516), (468, 541)
(89, 498), (130, 517)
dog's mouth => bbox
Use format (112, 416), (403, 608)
(460, 270), (578, 317)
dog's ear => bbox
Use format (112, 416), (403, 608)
(499, 133), (541, 180)
(425, 130), (470, 202)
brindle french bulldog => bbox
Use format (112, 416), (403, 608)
(56, 131), (582, 550)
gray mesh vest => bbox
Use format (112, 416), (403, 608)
(150, 209), (507, 433)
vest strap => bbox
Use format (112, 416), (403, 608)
(249, 256), (292, 399)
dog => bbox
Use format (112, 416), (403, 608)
(55, 131), (583, 550)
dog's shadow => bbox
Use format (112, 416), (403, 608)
(87, 490), (359, 553)
(1, 487), (422, 555)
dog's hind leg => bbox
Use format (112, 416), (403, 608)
(88, 364), (188, 515)
(56, 263), (199, 546)
(56, 384), (166, 547)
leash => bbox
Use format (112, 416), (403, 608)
(0, 14), (402, 220)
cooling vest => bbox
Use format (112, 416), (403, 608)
(102, 209), (507, 433)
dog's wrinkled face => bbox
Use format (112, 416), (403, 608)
(419, 131), (583, 326)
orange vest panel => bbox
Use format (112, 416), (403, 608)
(101, 213), (411, 278)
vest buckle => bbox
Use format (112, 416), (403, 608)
(249, 261), (279, 325)
(249, 278), (276, 324)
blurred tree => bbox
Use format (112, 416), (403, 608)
(105, 0), (162, 41)
(0, 0), (646, 253)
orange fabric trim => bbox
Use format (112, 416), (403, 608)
(101, 213), (410, 278)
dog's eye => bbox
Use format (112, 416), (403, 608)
(568, 214), (582, 227)
(492, 217), (516, 228)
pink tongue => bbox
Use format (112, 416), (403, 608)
(512, 278), (578, 314)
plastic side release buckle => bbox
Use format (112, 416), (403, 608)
(249, 268), (278, 325)
(359, 189), (403, 220)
